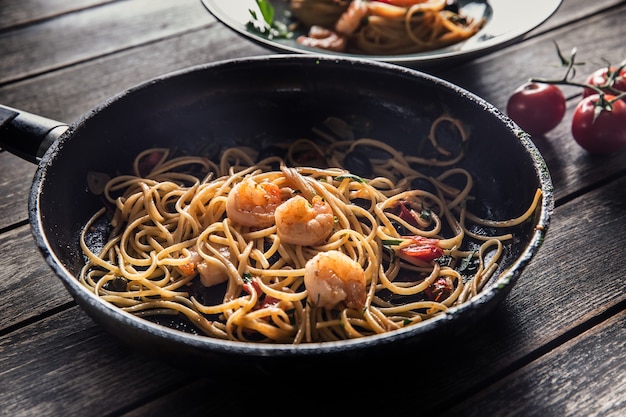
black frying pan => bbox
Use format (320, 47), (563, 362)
(0, 55), (552, 374)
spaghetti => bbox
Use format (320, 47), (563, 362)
(292, 0), (486, 55)
(79, 115), (541, 344)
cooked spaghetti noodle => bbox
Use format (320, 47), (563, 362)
(292, 0), (486, 55)
(79, 115), (541, 344)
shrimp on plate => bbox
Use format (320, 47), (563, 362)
(296, 0), (368, 52)
(295, 0), (450, 52)
(225, 177), (283, 228)
(275, 194), (334, 246)
(304, 250), (367, 310)
(334, 0), (369, 35)
(296, 25), (348, 52)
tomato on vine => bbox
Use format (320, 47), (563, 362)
(517, 42), (626, 154)
(582, 66), (626, 98)
(507, 82), (566, 136)
(571, 94), (626, 154)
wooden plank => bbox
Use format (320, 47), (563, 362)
(0, 0), (215, 84)
(0, 24), (267, 123)
(0, 0), (115, 30)
(0, 225), (70, 330)
(0, 152), (36, 229)
(524, 0), (624, 35)
(0, 306), (194, 417)
(440, 308), (626, 417)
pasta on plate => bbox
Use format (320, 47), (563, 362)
(291, 0), (487, 55)
(79, 115), (541, 344)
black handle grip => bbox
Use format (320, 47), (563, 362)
(0, 105), (68, 164)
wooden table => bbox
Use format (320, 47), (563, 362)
(1, 1), (625, 415)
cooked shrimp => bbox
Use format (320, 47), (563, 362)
(226, 178), (282, 228)
(296, 0), (398, 52)
(197, 245), (234, 287)
(304, 250), (367, 310)
(334, 0), (369, 35)
(178, 246), (233, 287)
(275, 195), (334, 246)
(296, 25), (348, 52)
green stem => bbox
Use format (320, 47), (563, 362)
(529, 76), (605, 96)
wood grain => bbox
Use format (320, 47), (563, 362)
(441, 309), (626, 417)
(0, 0), (215, 84)
(1, 0), (625, 415)
(0, 306), (191, 416)
(0, 153), (35, 229)
(0, 0), (115, 30)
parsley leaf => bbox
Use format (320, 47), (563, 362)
(247, 0), (292, 40)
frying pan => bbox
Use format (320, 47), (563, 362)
(0, 55), (552, 374)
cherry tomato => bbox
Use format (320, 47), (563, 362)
(571, 94), (626, 154)
(507, 82), (566, 136)
(399, 236), (444, 264)
(582, 67), (626, 98)
(424, 277), (454, 302)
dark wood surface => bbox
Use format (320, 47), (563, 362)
(1, 1), (625, 416)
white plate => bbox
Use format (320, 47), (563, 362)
(201, 0), (562, 68)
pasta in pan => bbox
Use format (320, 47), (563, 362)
(292, 0), (486, 55)
(79, 115), (541, 344)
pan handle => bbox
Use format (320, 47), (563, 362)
(0, 104), (69, 164)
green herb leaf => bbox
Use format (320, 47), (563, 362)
(458, 252), (477, 273)
(247, 0), (292, 40)
(336, 174), (368, 183)
(256, 0), (274, 23)
(382, 239), (405, 247)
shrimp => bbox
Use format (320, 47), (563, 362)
(296, 25), (348, 52)
(295, 0), (371, 52)
(275, 194), (334, 246)
(304, 250), (367, 310)
(334, 0), (369, 35)
(178, 246), (233, 287)
(225, 178), (282, 228)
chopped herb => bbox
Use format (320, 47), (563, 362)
(382, 239), (403, 262)
(382, 239), (405, 247)
(458, 252), (478, 273)
(247, 0), (292, 40)
(383, 241), (397, 262)
(434, 254), (452, 267)
(336, 174), (368, 183)
(242, 272), (253, 282)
